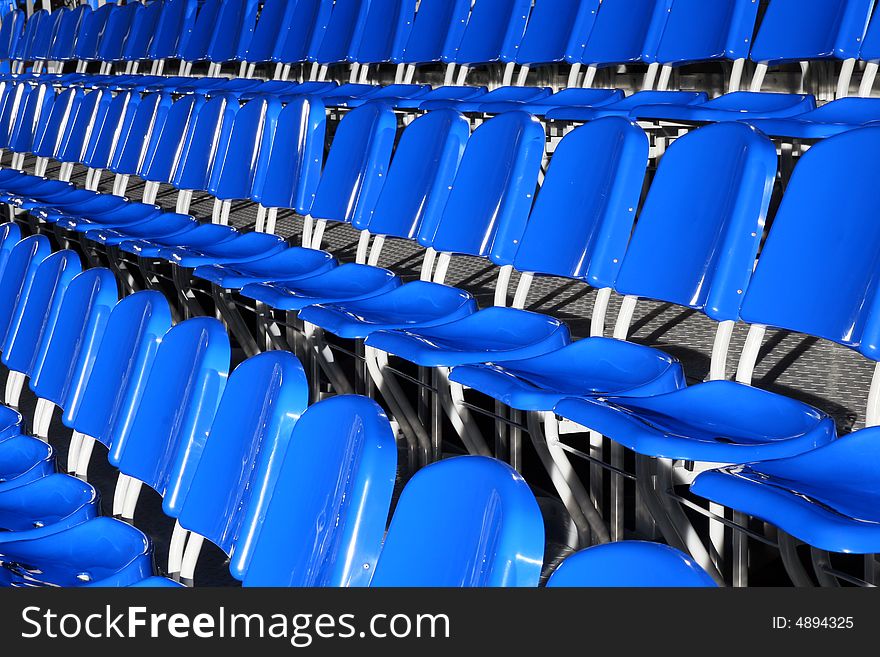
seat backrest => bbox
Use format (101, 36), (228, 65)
(420, 111), (545, 267)
(8, 82), (52, 155)
(48, 4), (90, 61)
(56, 88), (111, 165)
(206, 0), (259, 63)
(175, 351), (308, 580)
(0, 234), (51, 349)
(179, 0), (222, 62)
(172, 94), (238, 192)
(749, 0), (874, 65)
(398, 0), (470, 64)
(149, 0), (198, 60)
(272, 0), (333, 65)
(82, 91), (138, 170)
(33, 87), (81, 160)
(112, 92), (174, 176)
(860, 4), (880, 62)
(654, 0), (760, 67)
(0, 222), (21, 283)
(515, 0), (599, 65)
(243, 395), (398, 587)
(27, 7), (60, 61)
(314, 0), (370, 65)
(613, 122), (777, 322)
(208, 94), (281, 201)
(14, 8), (44, 61)
(454, 0), (532, 65)
(2, 249), (81, 377)
(74, 2), (114, 61)
(111, 317), (230, 481)
(0, 82), (25, 147)
(370, 456), (545, 587)
(96, 0), (140, 63)
(122, 0), (163, 62)
(351, 0), (416, 65)
(731, 126), (880, 360)
(252, 96), (326, 214)
(63, 290), (172, 451)
(30, 268), (118, 408)
(580, 0), (672, 67)
(308, 102), (397, 226)
(244, 0), (295, 63)
(547, 542), (717, 587)
(512, 117), (648, 286)
(359, 109), (469, 240)
(0, 10), (25, 60)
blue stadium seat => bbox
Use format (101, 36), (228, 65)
(396, 0), (470, 70)
(515, 0), (600, 68)
(739, 96), (880, 138)
(121, 0), (163, 64)
(147, 0), (198, 63)
(547, 542), (717, 587)
(452, 0), (531, 74)
(0, 10), (25, 63)
(370, 456), (544, 587)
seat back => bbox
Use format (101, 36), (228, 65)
(28, 7), (60, 62)
(8, 82), (52, 155)
(359, 109), (469, 239)
(512, 117), (648, 286)
(0, 235), (51, 349)
(208, 95), (281, 201)
(749, 0), (874, 65)
(308, 103), (397, 226)
(74, 3), (114, 62)
(179, 0), (222, 62)
(122, 0), (163, 62)
(112, 92), (174, 176)
(149, 0), (198, 60)
(314, 0), (370, 65)
(82, 91), (138, 170)
(515, 0), (599, 65)
(0, 222), (21, 282)
(243, 396), (397, 587)
(398, 0), (470, 65)
(454, 0), (532, 66)
(728, 126), (880, 359)
(111, 318), (230, 477)
(56, 88), (111, 165)
(273, 0), (333, 65)
(654, 0), (760, 67)
(49, 4), (90, 61)
(15, 8), (45, 61)
(547, 542), (717, 587)
(0, 82), (25, 147)
(97, 0), (140, 63)
(613, 122), (777, 322)
(252, 96), (326, 214)
(352, 0), (416, 65)
(580, 0), (671, 67)
(175, 351), (308, 580)
(2, 249), (81, 377)
(244, 0), (297, 63)
(172, 94), (238, 192)
(32, 87), (82, 160)
(860, 4), (880, 62)
(371, 456), (545, 587)
(0, 10), (25, 61)
(420, 111), (544, 267)
(64, 291), (172, 450)
(206, 0), (259, 63)
(30, 268), (118, 408)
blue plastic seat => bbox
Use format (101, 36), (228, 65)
(740, 97), (880, 139)
(242, 396), (397, 586)
(578, 0), (670, 71)
(262, 0), (331, 67)
(544, 90), (707, 121)
(370, 456), (544, 587)
(350, 0), (416, 67)
(313, 0), (370, 68)
(0, 235), (51, 351)
(48, 5), (89, 63)
(558, 125), (880, 464)
(121, 0), (163, 63)
(452, 0), (532, 68)
(178, 0), (223, 64)
(298, 111), (544, 339)
(420, 85), (553, 112)
(393, 85), (489, 110)
(74, 4), (114, 63)
(148, 0), (198, 62)
(691, 427), (880, 554)
(95, 1), (141, 64)
(631, 91), (817, 123)
(0, 11), (25, 62)
(514, 0), (600, 68)
(547, 541), (717, 587)
(205, 0), (259, 65)
(478, 87), (624, 117)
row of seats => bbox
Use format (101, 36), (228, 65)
(3, 0), (880, 98)
(0, 224), (716, 588)
(1, 26), (879, 585)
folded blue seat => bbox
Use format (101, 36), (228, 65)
(94, 1), (141, 67)
(72, 3), (114, 67)
(120, 0), (163, 65)
(0, 10), (25, 63)
(370, 456), (545, 587)
(420, 85), (554, 112)
(547, 541), (717, 587)
(46, 5), (89, 66)
(740, 96), (880, 139)
(555, 126), (880, 467)
(147, 0), (198, 64)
